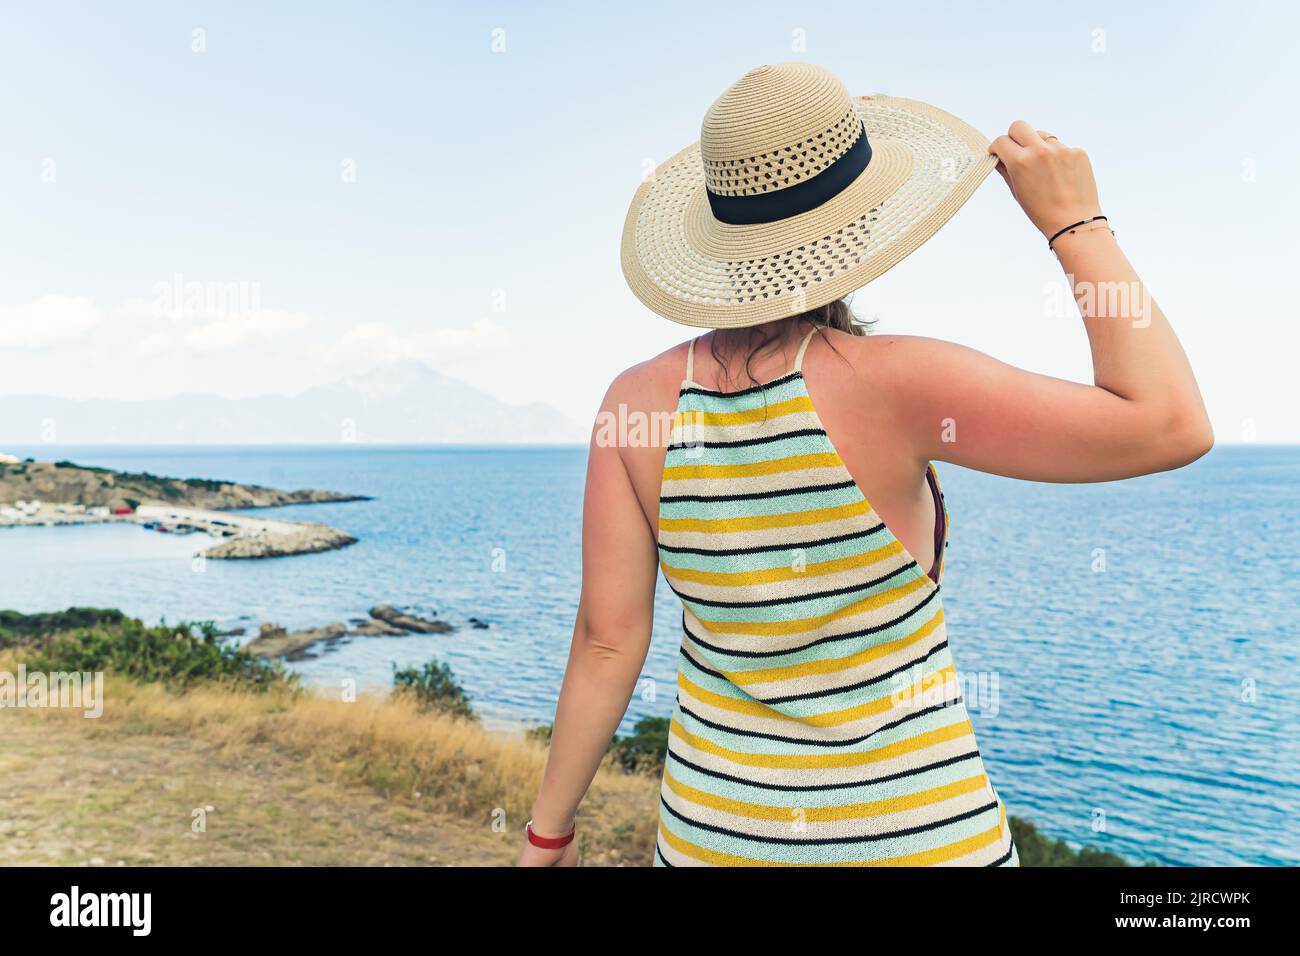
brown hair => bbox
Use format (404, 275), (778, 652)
(707, 297), (872, 391)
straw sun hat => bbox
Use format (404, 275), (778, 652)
(620, 62), (997, 329)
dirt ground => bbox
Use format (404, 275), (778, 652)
(0, 711), (521, 867)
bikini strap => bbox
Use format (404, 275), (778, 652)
(792, 327), (818, 374)
(685, 336), (697, 384)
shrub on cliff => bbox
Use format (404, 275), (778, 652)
(20, 612), (294, 692)
(0, 607), (127, 649)
(392, 658), (476, 721)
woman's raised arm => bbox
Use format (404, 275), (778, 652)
(886, 120), (1213, 483)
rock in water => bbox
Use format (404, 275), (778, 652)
(204, 524), (356, 559)
(245, 622), (348, 659)
(369, 604), (454, 634)
(349, 619), (408, 636)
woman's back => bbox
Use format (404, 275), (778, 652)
(619, 327), (942, 576)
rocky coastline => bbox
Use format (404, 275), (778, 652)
(0, 456), (366, 559)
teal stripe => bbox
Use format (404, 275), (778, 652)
(666, 431), (833, 467)
(685, 598), (941, 671)
(658, 525), (889, 573)
(680, 377), (807, 413)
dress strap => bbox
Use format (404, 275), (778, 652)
(792, 327), (819, 374)
(685, 337), (697, 384)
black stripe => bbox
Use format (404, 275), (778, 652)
(659, 794), (999, 847)
(675, 696), (965, 749)
(705, 124), (872, 226)
(667, 559), (914, 609)
(655, 842), (674, 867)
(665, 743), (977, 796)
(667, 427), (827, 452)
(666, 743), (981, 792)
(657, 522), (886, 557)
(679, 637), (954, 707)
(680, 371), (804, 398)
(660, 478), (856, 504)
(680, 585), (940, 659)
(986, 841), (1015, 867)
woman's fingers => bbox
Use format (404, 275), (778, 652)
(988, 119), (1102, 238)
(988, 134), (1025, 168)
(1007, 119), (1042, 148)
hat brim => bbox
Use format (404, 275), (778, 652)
(621, 94), (997, 330)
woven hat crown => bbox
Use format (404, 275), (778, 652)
(700, 63), (863, 199)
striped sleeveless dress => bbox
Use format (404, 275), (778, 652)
(653, 330), (1019, 867)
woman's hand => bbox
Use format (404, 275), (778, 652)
(516, 836), (580, 867)
(988, 120), (1103, 239)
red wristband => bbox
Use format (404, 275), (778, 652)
(526, 819), (576, 849)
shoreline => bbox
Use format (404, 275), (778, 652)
(0, 455), (364, 559)
(0, 505), (356, 559)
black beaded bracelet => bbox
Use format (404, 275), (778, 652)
(1047, 215), (1108, 250)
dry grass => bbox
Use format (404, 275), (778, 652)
(0, 651), (659, 866)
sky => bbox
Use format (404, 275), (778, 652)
(1, 1), (1297, 441)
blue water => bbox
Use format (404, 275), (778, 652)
(1, 443), (1297, 867)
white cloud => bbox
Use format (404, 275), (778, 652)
(315, 319), (512, 367)
(182, 310), (311, 353)
(0, 295), (101, 348)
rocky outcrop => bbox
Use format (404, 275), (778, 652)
(204, 524), (357, 560)
(244, 607), (456, 659)
(0, 458), (369, 513)
(369, 604), (454, 634)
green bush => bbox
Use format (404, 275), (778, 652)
(609, 716), (670, 774)
(20, 613), (295, 692)
(1009, 816), (1150, 867)
(526, 723), (553, 745)
(392, 658), (476, 720)
(0, 607), (127, 649)
(526, 716), (670, 774)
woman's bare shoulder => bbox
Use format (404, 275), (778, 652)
(815, 329), (965, 386)
(599, 340), (690, 410)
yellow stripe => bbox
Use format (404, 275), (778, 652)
(662, 765), (990, 823)
(673, 395), (814, 429)
(662, 451), (840, 482)
(678, 661), (959, 729)
(669, 702), (971, 767)
(659, 498), (872, 535)
(662, 539), (903, 587)
(695, 573), (931, 637)
(731, 606), (944, 686)
(657, 815), (1006, 867)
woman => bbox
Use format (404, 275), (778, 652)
(519, 63), (1211, 867)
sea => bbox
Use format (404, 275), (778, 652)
(1, 443), (1297, 867)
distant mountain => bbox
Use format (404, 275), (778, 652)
(0, 360), (587, 444)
